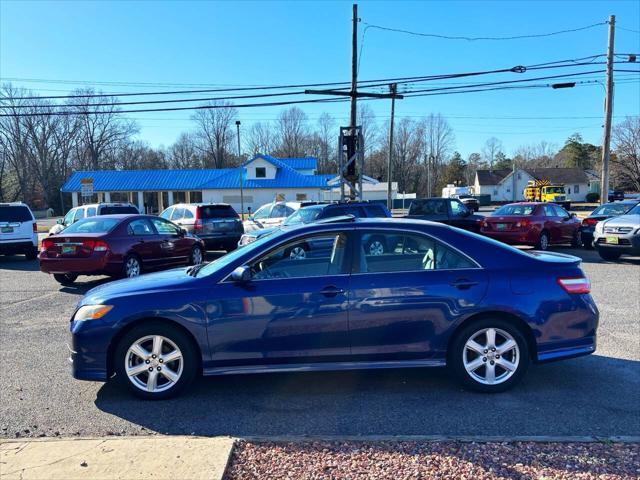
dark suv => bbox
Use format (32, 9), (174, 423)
(406, 197), (484, 233)
(238, 202), (391, 248)
(160, 203), (243, 251)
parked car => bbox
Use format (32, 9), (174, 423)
(68, 216), (598, 399)
(455, 194), (480, 212)
(0, 202), (38, 260)
(593, 203), (640, 261)
(159, 203), (243, 252)
(243, 201), (320, 233)
(238, 201), (391, 250)
(608, 189), (625, 202)
(579, 200), (639, 248)
(49, 203), (139, 236)
(481, 202), (581, 250)
(406, 198), (483, 233)
(40, 214), (204, 285)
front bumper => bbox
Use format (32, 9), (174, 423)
(593, 233), (640, 255)
(69, 318), (112, 381)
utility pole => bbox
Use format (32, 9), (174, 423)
(600, 15), (615, 205)
(236, 120), (244, 217)
(387, 83), (397, 210)
(350, 3), (358, 131)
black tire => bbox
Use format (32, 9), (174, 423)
(449, 317), (530, 393)
(365, 236), (387, 256)
(122, 254), (142, 278)
(189, 245), (204, 265)
(53, 273), (78, 285)
(114, 321), (198, 400)
(581, 233), (593, 249)
(535, 231), (550, 250)
(25, 247), (38, 260)
(598, 249), (621, 261)
(571, 230), (582, 248)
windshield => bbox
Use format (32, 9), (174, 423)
(628, 204), (640, 215)
(492, 204), (536, 216)
(545, 187), (565, 193)
(62, 217), (120, 234)
(284, 206), (323, 226)
(196, 230), (282, 277)
(592, 203), (634, 216)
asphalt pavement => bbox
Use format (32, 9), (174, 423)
(0, 247), (638, 439)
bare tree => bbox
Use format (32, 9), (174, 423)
(245, 121), (276, 156)
(275, 107), (308, 157)
(611, 116), (640, 191)
(192, 101), (238, 168)
(393, 118), (424, 195)
(168, 132), (201, 169)
(357, 104), (378, 157)
(482, 137), (503, 169)
(421, 114), (455, 194)
(315, 112), (336, 173)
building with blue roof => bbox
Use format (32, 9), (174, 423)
(62, 154), (398, 214)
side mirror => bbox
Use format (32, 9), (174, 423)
(179, 227), (187, 236)
(570, 213), (577, 218)
(56, 218), (64, 225)
(247, 215), (254, 221)
(230, 265), (251, 283)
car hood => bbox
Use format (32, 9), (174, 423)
(80, 267), (197, 305)
(601, 214), (640, 228)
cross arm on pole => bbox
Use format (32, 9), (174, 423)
(304, 89), (404, 99)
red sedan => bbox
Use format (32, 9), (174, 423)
(39, 215), (205, 285)
(480, 202), (582, 250)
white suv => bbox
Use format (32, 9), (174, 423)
(0, 202), (38, 260)
(49, 202), (139, 236)
(243, 201), (320, 233)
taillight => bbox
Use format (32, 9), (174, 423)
(81, 240), (110, 252)
(194, 208), (203, 231)
(42, 238), (54, 250)
(557, 277), (591, 294)
(482, 221), (489, 228)
(582, 218), (598, 227)
(515, 219), (531, 228)
(33, 222), (38, 233)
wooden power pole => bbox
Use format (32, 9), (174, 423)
(600, 15), (615, 205)
(387, 83), (397, 210)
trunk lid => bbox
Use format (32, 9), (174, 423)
(43, 233), (106, 258)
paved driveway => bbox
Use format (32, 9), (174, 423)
(0, 248), (638, 439)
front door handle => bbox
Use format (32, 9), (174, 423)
(320, 286), (345, 297)
(450, 279), (479, 290)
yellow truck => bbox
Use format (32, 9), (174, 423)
(523, 180), (571, 209)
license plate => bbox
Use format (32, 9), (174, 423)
(62, 245), (76, 254)
(1, 226), (13, 233)
(496, 223), (507, 230)
(605, 236), (618, 244)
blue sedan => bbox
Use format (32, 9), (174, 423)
(69, 217), (598, 399)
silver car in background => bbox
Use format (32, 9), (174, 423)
(593, 203), (640, 261)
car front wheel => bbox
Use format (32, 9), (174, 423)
(598, 249), (621, 261)
(450, 318), (530, 393)
(53, 273), (78, 285)
(114, 322), (198, 400)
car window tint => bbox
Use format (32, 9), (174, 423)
(199, 205), (237, 219)
(270, 204), (287, 218)
(100, 206), (138, 215)
(127, 219), (155, 236)
(542, 205), (556, 217)
(63, 218), (119, 234)
(85, 207), (96, 217)
(409, 200), (446, 215)
(160, 207), (174, 219)
(359, 231), (476, 273)
(252, 205), (270, 219)
(0, 205), (32, 222)
(63, 209), (75, 225)
(493, 205), (536, 216)
(74, 208), (85, 221)
(183, 208), (194, 219)
(284, 206), (295, 216)
(171, 207), (185, 221)
(151, 218), (180, 235)
(552, 205), (568, 217)
(592, 204), (630, 216)
(250, 233), (347, 280)
(449, 200), (467, 217)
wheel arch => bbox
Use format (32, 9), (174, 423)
(107, 316), (203, 378)
(446, 311), (537, 364)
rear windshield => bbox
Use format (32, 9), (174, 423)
(592, 203), (633, 216)
(198, 205), (238, 219)
(100, 206), (138, 215)
(409, 200), (446, 215)
(0, 205), (32, 222)
(493, 205), (536, 216)
(62, 217), (120, 234)
(284, 206), (323, 225)
(628, 204), (640, 215)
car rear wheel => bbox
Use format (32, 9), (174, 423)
(25, 247), (38, 260)
(536, 231), (550, 250)
(53, 273), (78, 285)
(190, 246), (203, 265)
(123, 255), (142, 278)
(598, 249), (621, 261)
(114, 322), (198, 400)
(581, 233), (593, 249)
(450, 318), (530, 393)
(571, 230), (582, 248)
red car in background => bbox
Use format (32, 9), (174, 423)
(39, 215), (205, 285)
(480, 202), (581, 250)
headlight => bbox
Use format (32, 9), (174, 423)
(595, 221), (604, 233)
(74, 305), (113, 321)
(239, 235), (257, 246)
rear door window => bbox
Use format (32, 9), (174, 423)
(552, 205), (569, 217)
(542, 205), (556, 217)
(270, 204), (288, 218)
(183, 208), (194, 219)
(74, 208), (85, 222)
(150, 218), (181, 236)
(449, 200), (468, 217)
(0, 205), (33, 222)
(127, 219), (155, 236)
(171, 207), (185, 221)
(160, 207), (174, 220)
(86, 207), (97, 217)
(198, 205), (238, 219)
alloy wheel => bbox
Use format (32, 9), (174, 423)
(125, 335), (184, 393)
(463, 327), (520, 385)
(125, 257), (140, 277)
(539, 233), (549, 250)
(192, 247), (203, 265)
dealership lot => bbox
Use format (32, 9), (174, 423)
(0, 248), (638, 439)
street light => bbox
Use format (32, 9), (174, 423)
(235, 120), (244, 218)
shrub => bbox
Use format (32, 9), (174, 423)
(585, 192), (600, 203)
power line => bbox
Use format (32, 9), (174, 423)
(361, 21), (607, 42)
(617, 25), (640, 34)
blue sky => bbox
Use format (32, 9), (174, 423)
(1, 0), (639, 159)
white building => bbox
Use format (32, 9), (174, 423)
(62, 155), (400, 214)
(474, 167), (593, 202)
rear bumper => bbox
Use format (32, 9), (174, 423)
(536, 336), (596, 363)
(198, 233), (242, 250)
(39, 252), (121, 275)
(0, 241), (37, 254)
(480, 230), (538, 245)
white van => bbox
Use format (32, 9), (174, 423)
(0, 202), (38, 260)
(49, 202), (139, 236)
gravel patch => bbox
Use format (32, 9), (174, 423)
(225, 441), (640, 479)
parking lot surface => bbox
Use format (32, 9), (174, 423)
(0, 248), (638, 439)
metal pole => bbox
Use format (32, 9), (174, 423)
(387, 83), (397, 210)
(350, 3), (358, 129)
(600, 15), (615, 205)
(236, 120), (244, 216)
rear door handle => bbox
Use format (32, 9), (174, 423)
(450, 279), (479, 289)
(320, 286), (345, 297)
